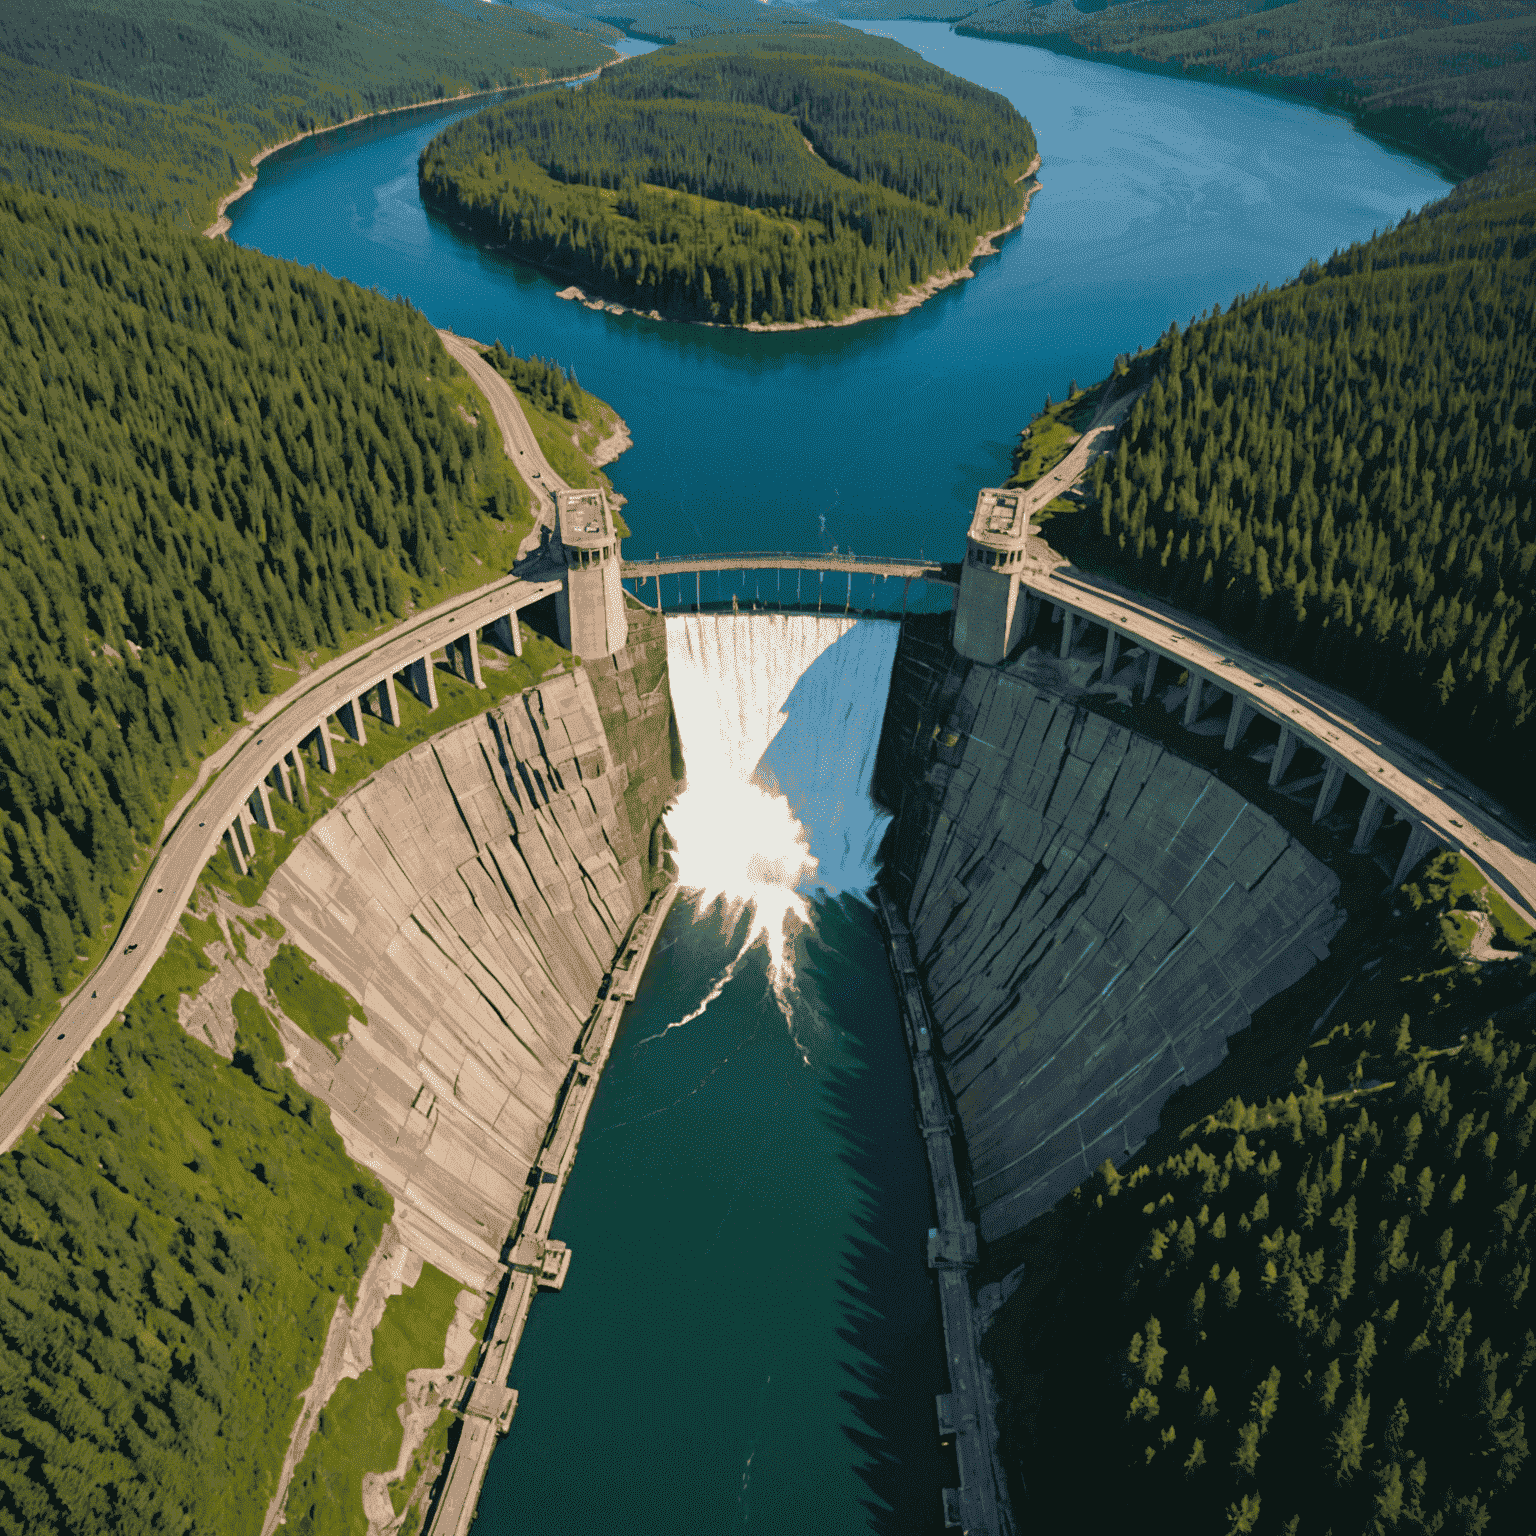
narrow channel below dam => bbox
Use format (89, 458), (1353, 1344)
(252, 601), (1344, 1534)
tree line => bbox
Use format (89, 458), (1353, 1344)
(0, 0), (611, 227)
(958, 0), (1534, 179)
(1005, 854), (1535, 1533)
(483, 339), (587, 421)
(1047, 180), (1535, 808)
(0, 185), (530, 1072)
(418, 28), (1036, 325)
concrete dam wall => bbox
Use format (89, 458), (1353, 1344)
(261, 607), (677, 1290)
(877, 631), (1345, 1242)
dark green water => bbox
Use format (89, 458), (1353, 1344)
(223, 26), (1452, 1531)
(480, 895), (946, 1532)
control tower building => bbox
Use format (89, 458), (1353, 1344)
(555, 488), (628, 659)
(953, 487), (1032, 665)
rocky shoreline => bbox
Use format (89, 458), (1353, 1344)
(547, 153), (1044, 332)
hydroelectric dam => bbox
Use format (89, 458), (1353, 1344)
(163, 483), (1521, 1535)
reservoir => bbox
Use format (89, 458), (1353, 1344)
(227, 27), (1449, 1533)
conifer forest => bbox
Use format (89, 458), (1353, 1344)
(0, 0), (1532, 1531)
(418, 29), (1037, 325)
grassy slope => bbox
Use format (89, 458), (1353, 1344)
(0, 938), (391, 1534)
(282, 1263), (467, 1536)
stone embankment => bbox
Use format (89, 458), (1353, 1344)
(215, 603), (681, 1530)
(877, 890), (1014, 1536)
(877, 631), (1344, 1242)
(260, 605), (678, 1291)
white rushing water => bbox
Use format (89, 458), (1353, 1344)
(663, 614), (899, 996)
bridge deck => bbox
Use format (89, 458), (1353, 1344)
(621, 552), (957, 586)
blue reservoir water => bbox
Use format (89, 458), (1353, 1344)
(227, 22), (1448, 590)
(225, 28), (1450, 1533)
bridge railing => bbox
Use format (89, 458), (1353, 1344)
(620, 550), (956, 576)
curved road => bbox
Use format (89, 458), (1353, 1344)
(0, 338), (566, 1154)
(437, 330), (570, 556)
(1014, 383), (1536, 925)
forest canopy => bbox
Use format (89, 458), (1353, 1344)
(0, 0), (612, 226)
(953, 0), (1536, 179)
(1045, 180), (1536, 809)
(0, 940), (390, 1534)
(418, 27), (1038, 325)
(0, 186), (534, 1077)
(1000, 854), (1536, 1534)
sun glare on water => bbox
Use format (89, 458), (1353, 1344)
(659, 612), (899, 1039)
(665, 772), (817, 990)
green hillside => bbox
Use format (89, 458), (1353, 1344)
(0, 940), (391, 1534)
(0, 0), (612, 227)
(995, 853), (1536, 1533)
(951, 0), (1535, 179)
(1036, 180), (1536, 807)
(0, 187), (538, 1082)
(418, 27), (1037, 325)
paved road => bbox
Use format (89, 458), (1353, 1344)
(1012, 384), (1536, 924)
(0, 330), (575, 1151)
(622, 552), (955, 588)
(437, 330), (569, 556)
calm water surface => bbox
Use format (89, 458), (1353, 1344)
(227, 28), (1449, 1533)
(229, 22), (1447, 580)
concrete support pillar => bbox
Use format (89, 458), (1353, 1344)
(1313, 759), (1347, 823)
(1101, 628), (1121, 682)
(408, 655), (439, 711)
(1224, 700), (1256, 751)
(340, 698), (367, 746)
(460, 633), (485, 689)
(378, 674), (401, 728)
(250, 779), (275, 832)
(1182, 675), (1206, 728)
(1268, 726), (1298, 787)
(235, 803), (256, 857)
(1059, 610), (1076, 660)
(1392, 824), (1439, 888)
(496, 612), (523, 658)
(1141, 649), (1160, 702)
(312, 721), (337, 773)
(271, 757), (292, 804)
(1023, 595), (1040, 637)
(1352, 791), (1389, 854)
(285, 748), (309, 809)
(1050, 604), (1063, 624)
(225, 825), (248, 877)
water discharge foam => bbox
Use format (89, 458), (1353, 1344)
(663, 613), (900, 994)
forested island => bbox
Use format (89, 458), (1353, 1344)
(417, 27), (1038, 327)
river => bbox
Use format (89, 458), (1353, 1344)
(226, 25), (1448, 1534)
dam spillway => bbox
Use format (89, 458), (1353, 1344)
(473, 613), (957, 1532)
(235, 602), (1346, 1533)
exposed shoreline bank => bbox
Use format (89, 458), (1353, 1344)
(541, 153), (1043, 332)
(203, 63), (620, 241)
